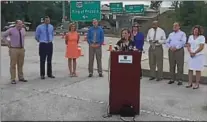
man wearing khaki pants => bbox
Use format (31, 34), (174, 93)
(166, 22), (186, 85)
(147, 21), (166, 81)
(2, 20), (27, 84)
(87, 19), (104, 77)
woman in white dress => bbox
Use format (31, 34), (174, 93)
(186, 25), (205, 89)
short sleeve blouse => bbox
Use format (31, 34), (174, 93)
(188, 35), (205, 55)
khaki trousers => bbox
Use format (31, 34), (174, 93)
(88, 46), (102, 74)
(148, 45), (163, 78)
(168, 48), (184, 81)
(9, 48), (25, 80)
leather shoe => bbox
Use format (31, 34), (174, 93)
(48, 75), (55, 78)
(11, 80), (16, 84)
(177, 81), (183, 85)
(88, 74), (93, 77)
(99, 73), (103, 77)
(41, 76), (45, 80)
(149, 77), (155, 80)
(168, 80), (174, 84)
(19, 79), (28, 82)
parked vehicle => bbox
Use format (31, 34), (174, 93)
(3, 21), (31, 31)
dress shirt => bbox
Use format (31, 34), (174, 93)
(146, 27), (166, 45)
(166, 30), (187, 49)
(87, 26), (104, 45)
(35, 24), (54, 43)
(2, 27), (26, 48)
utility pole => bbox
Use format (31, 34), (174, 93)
(62, 1), (66, 22)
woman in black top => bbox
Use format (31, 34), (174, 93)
(114, 29), (136, 51)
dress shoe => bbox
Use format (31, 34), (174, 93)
(11, 80), (16, 84)
(48, 75), (55, 78)
(41, 76), (45, 80)
(177, 81), (183, 85)
(88, 74), (93, 77)
(99, 73), (103, 77)
(19, 79), (28, 82)
(168, 80), (174, 84)
(149, 77), (155, 80)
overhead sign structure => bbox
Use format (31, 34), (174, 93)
(109, 2), (123, 14)
(70, 1), (101, 21)
(125, 4), (145, 14)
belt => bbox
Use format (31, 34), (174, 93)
(40, 41), (52, 44)
(176, 47), (184, 51)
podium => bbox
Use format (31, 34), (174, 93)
(109, 51), (141, 115)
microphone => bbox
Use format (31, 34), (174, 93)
(114, 45), (119, 51)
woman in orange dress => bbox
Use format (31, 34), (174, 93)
(65, 23), (80, 77)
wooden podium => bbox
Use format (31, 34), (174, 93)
(109, 51), (141, 115)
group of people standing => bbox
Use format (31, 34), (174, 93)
(113, 20), (205, 90)
(146, 21), (205, 89)
(2, 17), (105, 84)
(2, 16), (206, 90)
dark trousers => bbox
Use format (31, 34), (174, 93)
(39, 42), (53, 76)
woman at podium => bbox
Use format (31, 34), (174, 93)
(114, 29), (137, 51)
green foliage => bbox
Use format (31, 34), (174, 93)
(1, 1), (68, 30)
(175, 1), (207, 27)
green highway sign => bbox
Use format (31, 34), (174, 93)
(125, 4), (145, 14)
(110, 2), (123, 14)
(70, 1), (101, 22)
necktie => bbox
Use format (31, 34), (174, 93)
(19, 30), (23, 48)
(152, 29), (157, 49)
(46, 24), (49, 42)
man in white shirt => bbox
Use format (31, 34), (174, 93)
(147, 21), (166, 81)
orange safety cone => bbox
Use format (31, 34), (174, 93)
(83, 33), (87, 41)
(107, 41), (112, 51)
(102, 41), (106, 45)
(61, 33), (65, 39)
(78, 46), (84, 56)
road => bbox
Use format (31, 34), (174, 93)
(1, 35), (207, 121)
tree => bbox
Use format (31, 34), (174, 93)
(1, 1), (65, 30)
(176, 1), (207, 26)
(171, 1), (179, 9)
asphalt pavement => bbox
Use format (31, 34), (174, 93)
(1, 36), (207, 121)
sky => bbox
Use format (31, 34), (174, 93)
(101, 1), (172, 7)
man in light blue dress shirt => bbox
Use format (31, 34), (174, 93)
(35, 16), (55, 79)
(166, 22), (187, 85)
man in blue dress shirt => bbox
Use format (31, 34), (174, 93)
(35, 16), (55, 79)
(166, 22), (187, 85)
